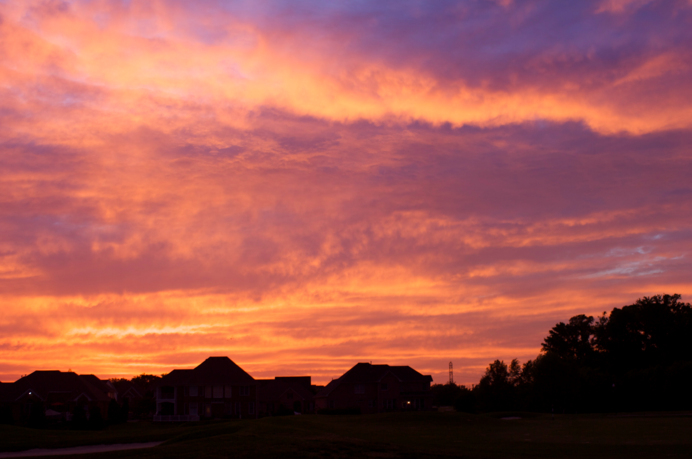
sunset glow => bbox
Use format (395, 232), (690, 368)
(1, 0), (691, 385)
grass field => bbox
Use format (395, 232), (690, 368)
(2, 411), (692, 458)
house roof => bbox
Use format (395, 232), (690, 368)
(275, 376), (311, 386)
(3, 371), (111, 402)
(259, 378), (314, 402)
(160, 369), (193, 386)
(159, 357), (255, 386)
(315, 363), (433, 398)
(318, 379), (339, 397)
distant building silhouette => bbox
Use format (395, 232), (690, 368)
(314, 363), (433, 414)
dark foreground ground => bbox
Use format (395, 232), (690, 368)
(1, 411), (692, 458)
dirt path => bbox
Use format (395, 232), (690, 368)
(0, 442), (164, 457)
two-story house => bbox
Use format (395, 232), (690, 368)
(155, 356), (258, 421)
(314, 362), (433, 414)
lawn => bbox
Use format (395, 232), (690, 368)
(0, 421), (194, 452)
(2, 411), (692, 458)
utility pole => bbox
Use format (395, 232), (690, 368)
(449, 362), (454, 384)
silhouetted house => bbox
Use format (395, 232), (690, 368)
(314, 363), (433, 414)
(0, 371), (112, 425)
(258, 376), (315, 416)
(155, 357), (258, 421)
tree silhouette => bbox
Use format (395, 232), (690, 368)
(476, 359), (521, 411)
(542, 314), (598, 362)
(130, 374), (162, 394)
(596, 294), (692, 373)
(473, 294), (692, 413)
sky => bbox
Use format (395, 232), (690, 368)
(1, 0), (691, 385)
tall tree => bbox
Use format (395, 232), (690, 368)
(476, 359), (521, 411)
(595, 294), (692, 372)
(130, 374), (162, 395)
(542, 314), (597, 362)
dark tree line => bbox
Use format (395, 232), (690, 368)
(432, 294), (692, 413)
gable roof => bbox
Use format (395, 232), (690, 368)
(315, 363), (433, 398)
(159, 357), (255, 386)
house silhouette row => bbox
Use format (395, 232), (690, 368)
(0, 357), (433, 424)
(0, 370), (119, 425)
(155, 357), (433, 420)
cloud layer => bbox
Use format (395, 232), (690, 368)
(1, 0), (691, 384)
